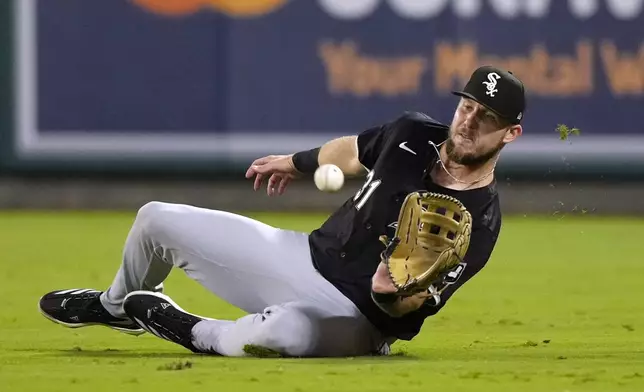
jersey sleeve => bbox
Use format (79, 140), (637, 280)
(356, 122), (391, 171)
(356, 112), (448, 170)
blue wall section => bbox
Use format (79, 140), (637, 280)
(2, 0), (644, 177)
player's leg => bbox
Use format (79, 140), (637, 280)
(100, 201), (320, 316)
(39, 201), (312, 331)
(123, 292), (389, 358)
(39, 201), (389, 356)
(40, 203), (326, 330)
(194, 301), (391, 357)
(110, 202), (388, 356)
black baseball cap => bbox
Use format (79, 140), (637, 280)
(452, 65), (526, 124)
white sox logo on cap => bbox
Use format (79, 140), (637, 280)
(452, 65), (526, 124)
(482, 72), (501, 97)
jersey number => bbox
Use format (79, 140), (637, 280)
(354, 170), (381, 210)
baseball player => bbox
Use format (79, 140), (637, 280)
(39, 66), (526, 357)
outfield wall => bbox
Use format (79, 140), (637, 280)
(1, 177), (643, 217)
(0, 1), (643, 183)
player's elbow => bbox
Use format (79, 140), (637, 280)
(346, 156), (368, 177)
(318, 136), (367, 177)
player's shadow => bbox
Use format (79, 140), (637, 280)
(18, 348), (419, 362)
(276, 353), (422, 365)
(14, 348), (195, 359)
(65, 349), (199, 359)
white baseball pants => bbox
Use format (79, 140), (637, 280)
(99, 202), (388, 357)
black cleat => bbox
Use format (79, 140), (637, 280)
(123, 291), (207, 353)
(39, 288), (145, 335)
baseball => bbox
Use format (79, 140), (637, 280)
(314, 164), (345, 192)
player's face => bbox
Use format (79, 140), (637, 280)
(447, 98), (522, 166)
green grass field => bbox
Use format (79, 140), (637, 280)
(1, 211), (643, 392)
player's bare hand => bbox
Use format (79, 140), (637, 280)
(371, 261), (398, 294)
(245, 155), (300, 196)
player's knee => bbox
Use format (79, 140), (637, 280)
(134, 201), (179, 238)
(254, 307), (317, 357)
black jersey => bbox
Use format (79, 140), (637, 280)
(308, 112), (502, 341)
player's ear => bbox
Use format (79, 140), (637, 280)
(503, 125), (522, 143)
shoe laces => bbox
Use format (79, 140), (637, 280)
(151, 305), (195, 326)
(64, 292), (103, 311)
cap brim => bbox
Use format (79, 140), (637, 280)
(452, 91), (504, 117)
(451, 90), (507, 119)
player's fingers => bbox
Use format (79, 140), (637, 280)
(277, 176), (291, 195)
(267, 174), (280, 196)
(246, 163), (270, 179)
(245, 166), (256, 179)
(245, 156), (274, 178)
(253, 161), (281, 176)
(253, 173), (265, 191)
(255, 157), (295, 176)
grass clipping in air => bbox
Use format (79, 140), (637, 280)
(556, 124), (581, 141)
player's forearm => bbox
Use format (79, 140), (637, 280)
(290, 136), (366, 176)
(318, 136), (366, 177)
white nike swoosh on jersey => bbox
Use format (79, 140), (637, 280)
(398, 141), (417, 155)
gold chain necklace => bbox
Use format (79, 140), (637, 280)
(429, 140), (496, 188)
